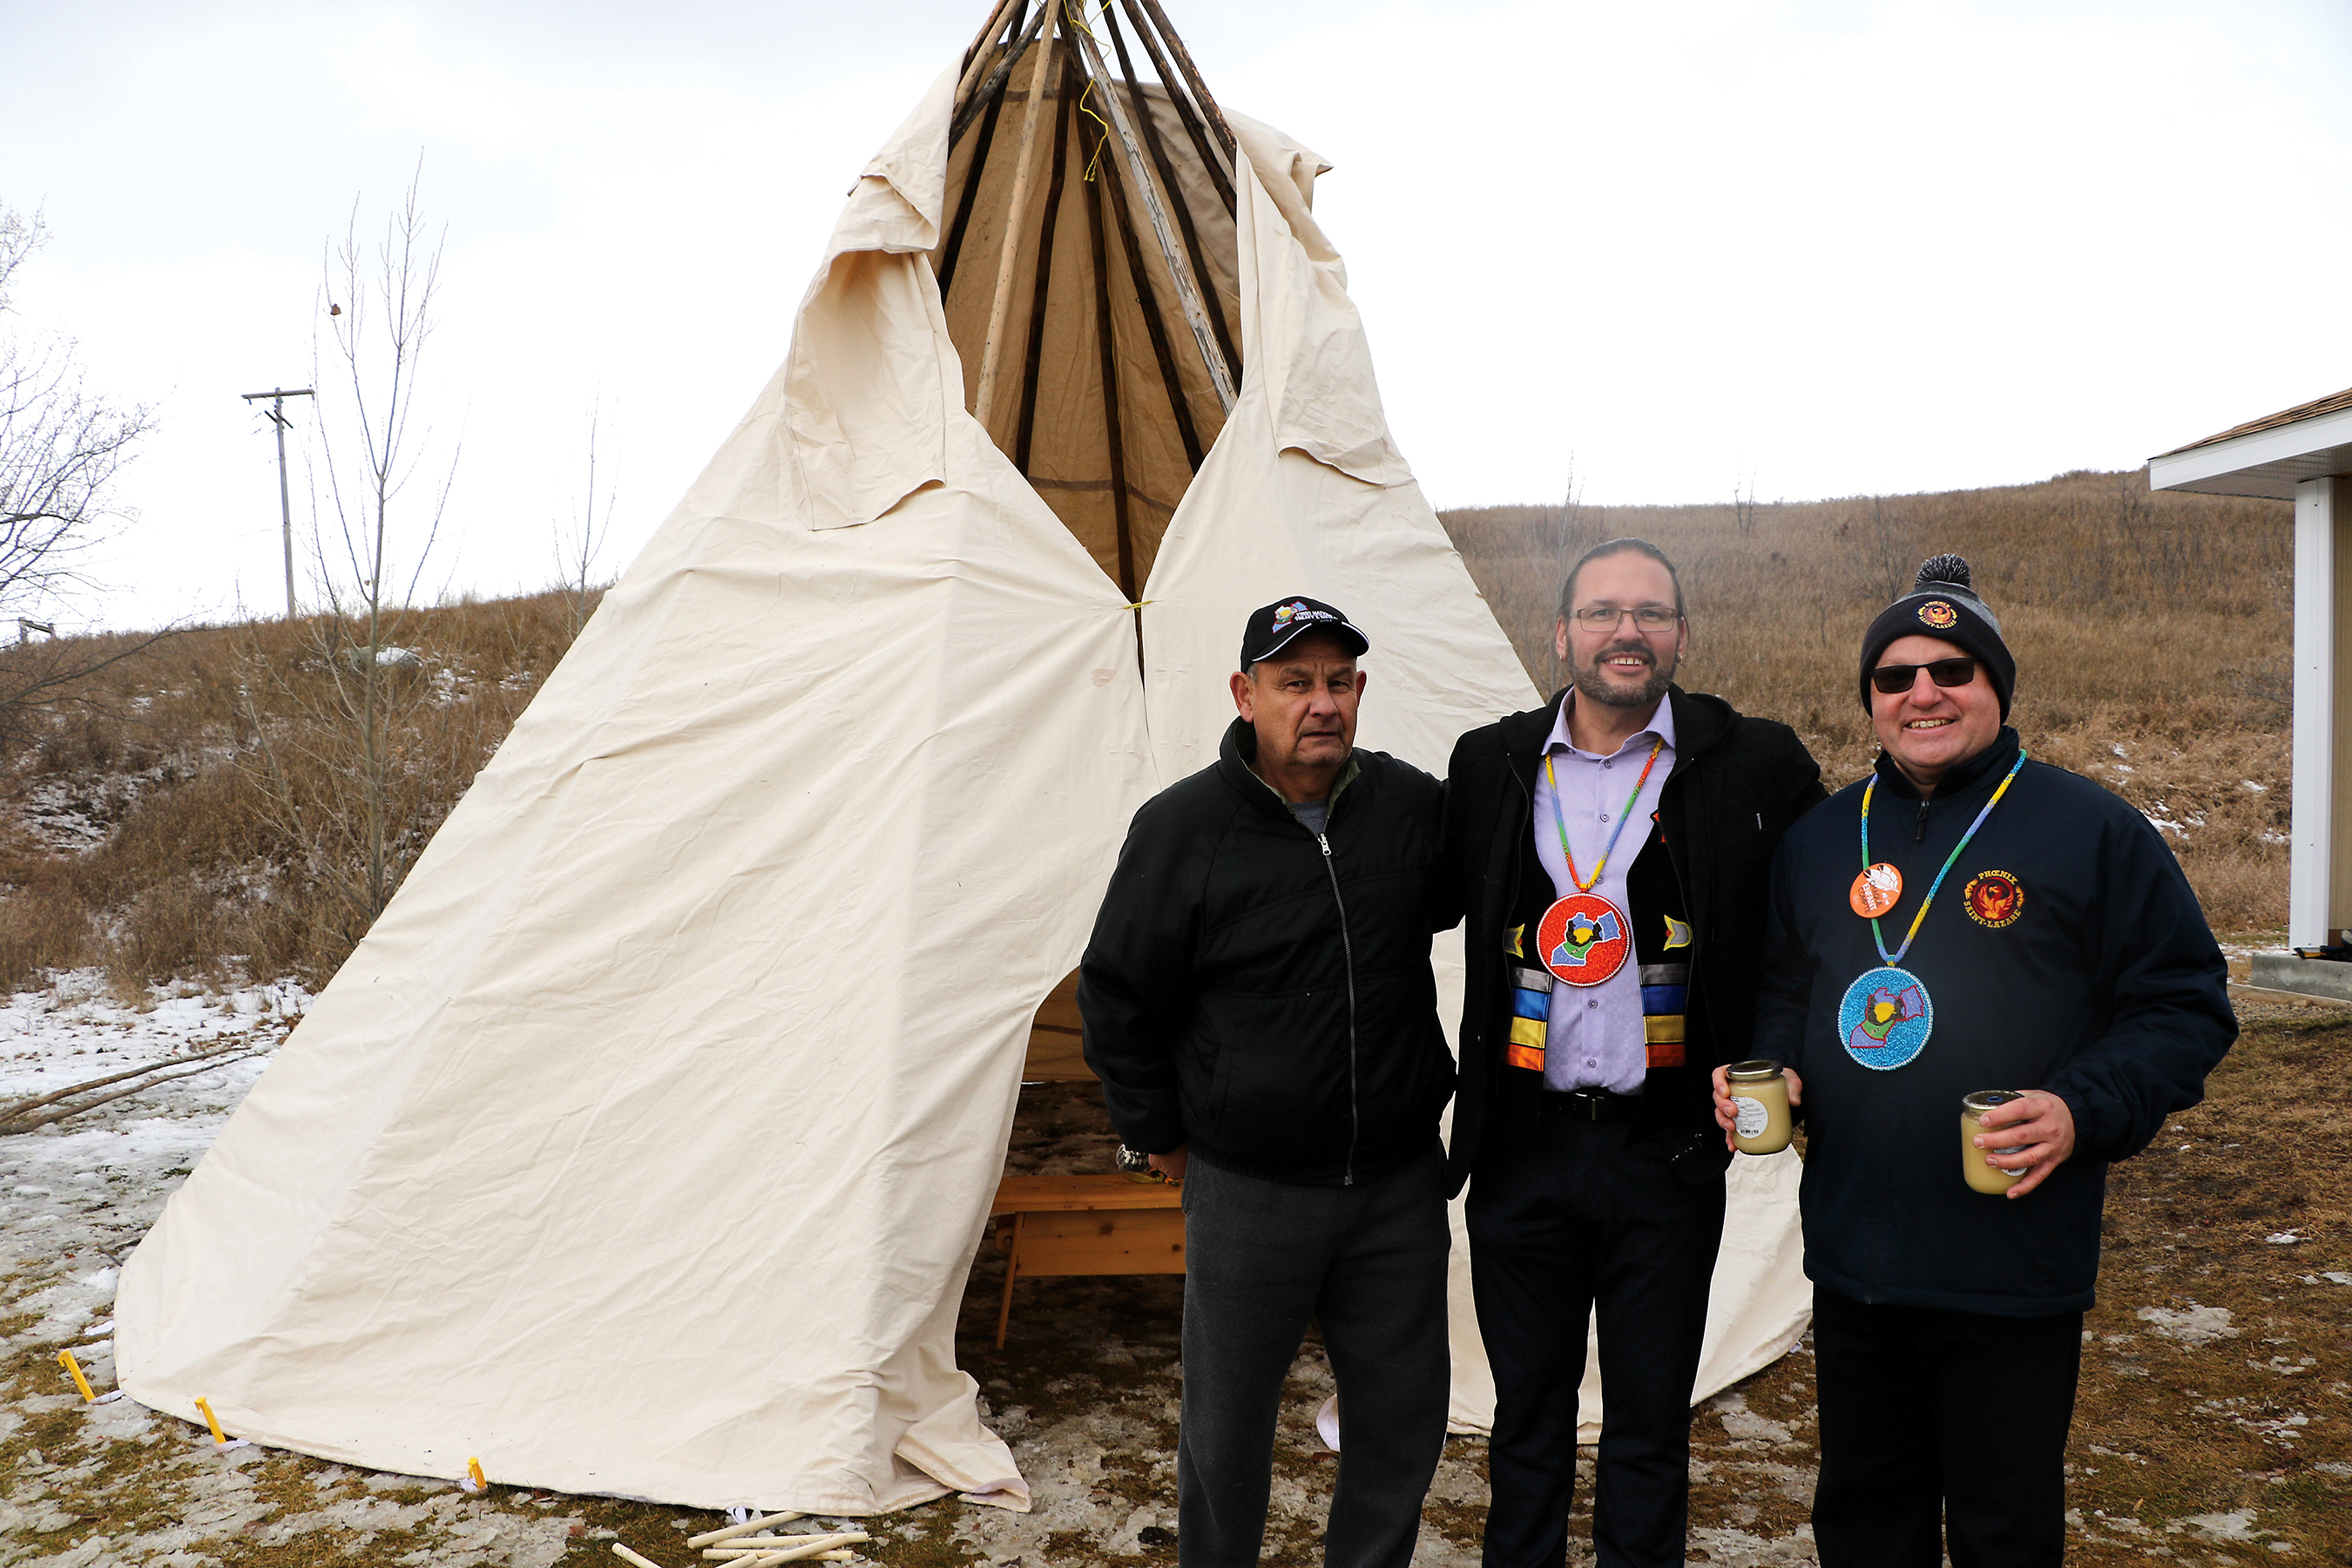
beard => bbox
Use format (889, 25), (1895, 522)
(1571, 639), (1677, 710)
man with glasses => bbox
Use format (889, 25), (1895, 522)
(1713, 554), (2234, 1567)
(1440, 537), (1824, 1568)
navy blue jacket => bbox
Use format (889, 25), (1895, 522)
(1754, 728), (2235, 1315)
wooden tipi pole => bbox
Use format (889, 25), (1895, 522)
(1112, 0), (1233, 210)
(1012, 49), (1078, 472)
(958, 0), (1023, 77)
(1095, 135), (1206, 472)
(1127, 0), (1236, 164)
(1081, 163), (1137, 601)
(1101, 3), (1240, 382)
(951, 0), (1052, 148)
(937, 2), (1026, 296)
(972, 4), (1063, 433)
(1065, 17), (1235, 412)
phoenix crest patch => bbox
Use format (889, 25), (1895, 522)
(1963, 869), (2024, 928)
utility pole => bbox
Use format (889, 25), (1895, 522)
(241, 387), (314, 618)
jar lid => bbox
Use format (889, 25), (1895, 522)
(1961, 1089), (2024, 1113)
(1726, 1060), (1784, 1082)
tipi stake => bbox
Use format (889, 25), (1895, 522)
(57, 1348), (97, 1402)
(688, 1512), (804, 1549)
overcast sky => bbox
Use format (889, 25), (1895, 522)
(8, 0), (2350, 632)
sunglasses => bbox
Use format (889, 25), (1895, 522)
(1869, 656), (1977, 695)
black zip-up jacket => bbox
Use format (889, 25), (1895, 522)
(1753, 729), (2236, 1315)
(1441, 686), (1826, 1196)
(1078, 719), (1452, 1186)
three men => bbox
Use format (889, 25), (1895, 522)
(1719, 555), (2236, 1565)
(1442, 539), (1824, 1568)
(1079, 597), (1455, 1568)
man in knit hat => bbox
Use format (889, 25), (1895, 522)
(1713, 555), (2237, 1567)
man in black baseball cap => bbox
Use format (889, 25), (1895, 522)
(1082, 594), (1455, 1568)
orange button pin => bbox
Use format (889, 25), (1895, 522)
(1850, 863), (1903, 918)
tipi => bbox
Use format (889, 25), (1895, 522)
(116, 0), (1806, 1513)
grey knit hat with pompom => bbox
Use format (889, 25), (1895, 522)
(1857, 554), (2016, 719)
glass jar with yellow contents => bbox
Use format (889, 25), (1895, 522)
(1724, 1061), (1793, 1155)
(1960, 1091), (2025, 1194)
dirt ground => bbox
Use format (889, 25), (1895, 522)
(3, 990), (2347, 1567)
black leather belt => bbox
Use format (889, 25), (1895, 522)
(1543, 1088), (1645, 1124)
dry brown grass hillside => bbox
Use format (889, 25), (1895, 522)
(1439, 467), (2294, 934)
(0, 591), (593, 995)
(0, 466), (2295, 1002)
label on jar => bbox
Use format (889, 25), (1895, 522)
(1733, 1096), (1768, 1139)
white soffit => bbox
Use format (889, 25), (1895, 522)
(2150, 404), (2352, 499)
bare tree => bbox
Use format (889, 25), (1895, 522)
(1544, 456), (1587, 563)
(1542, 459), (1589, 689)
(552, 400), (616, 635)
(242, 167), (460, 930)
(0, 201), (166, 749)
(0, 204), (152, 615)
(1731, 471), (1760, 536)
(1867, 494), (1910, 604)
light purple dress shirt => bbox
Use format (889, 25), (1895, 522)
(1531, 693), (1676, 1094)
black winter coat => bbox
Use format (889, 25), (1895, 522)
(1441, 686), (1826, 1195)
(1754, 729), (2237, 1315)
(1078, 719), (1453, 1186)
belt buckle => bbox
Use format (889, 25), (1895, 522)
(1567, 1089), (1609, 1122)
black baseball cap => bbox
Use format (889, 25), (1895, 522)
(1239, 596), (1370, 670)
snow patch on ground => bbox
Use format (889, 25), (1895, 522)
(2135, 1304), (2239, 1346)
(0, 972), (304, 1293)
(1707, 1391), (1794, 1447)
(2181, 1506), (2261, 1542)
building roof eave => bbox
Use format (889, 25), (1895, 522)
(2149, 398), (2352, 499)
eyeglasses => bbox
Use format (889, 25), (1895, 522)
(1570, 605), (1680, 632)
(1869, 656), (1978, 695)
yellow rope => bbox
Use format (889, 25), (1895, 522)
(1077, 79), (1112, 182)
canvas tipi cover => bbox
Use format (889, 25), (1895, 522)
(117, 0), (1806, 1511)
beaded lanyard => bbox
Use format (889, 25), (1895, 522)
(1544, 736), (1666, 892)
(1860, 747), (2028, 963)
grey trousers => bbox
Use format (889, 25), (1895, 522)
(1176, 1146), (1452, 1568)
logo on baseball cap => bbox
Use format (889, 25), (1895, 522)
(1239, 596), (1370, 669)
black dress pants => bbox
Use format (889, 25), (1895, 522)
(1465, 1112), (1726, 1568)
(1176, 1146), (1452, 1568)
(1809, 1286), (2082, 1568)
